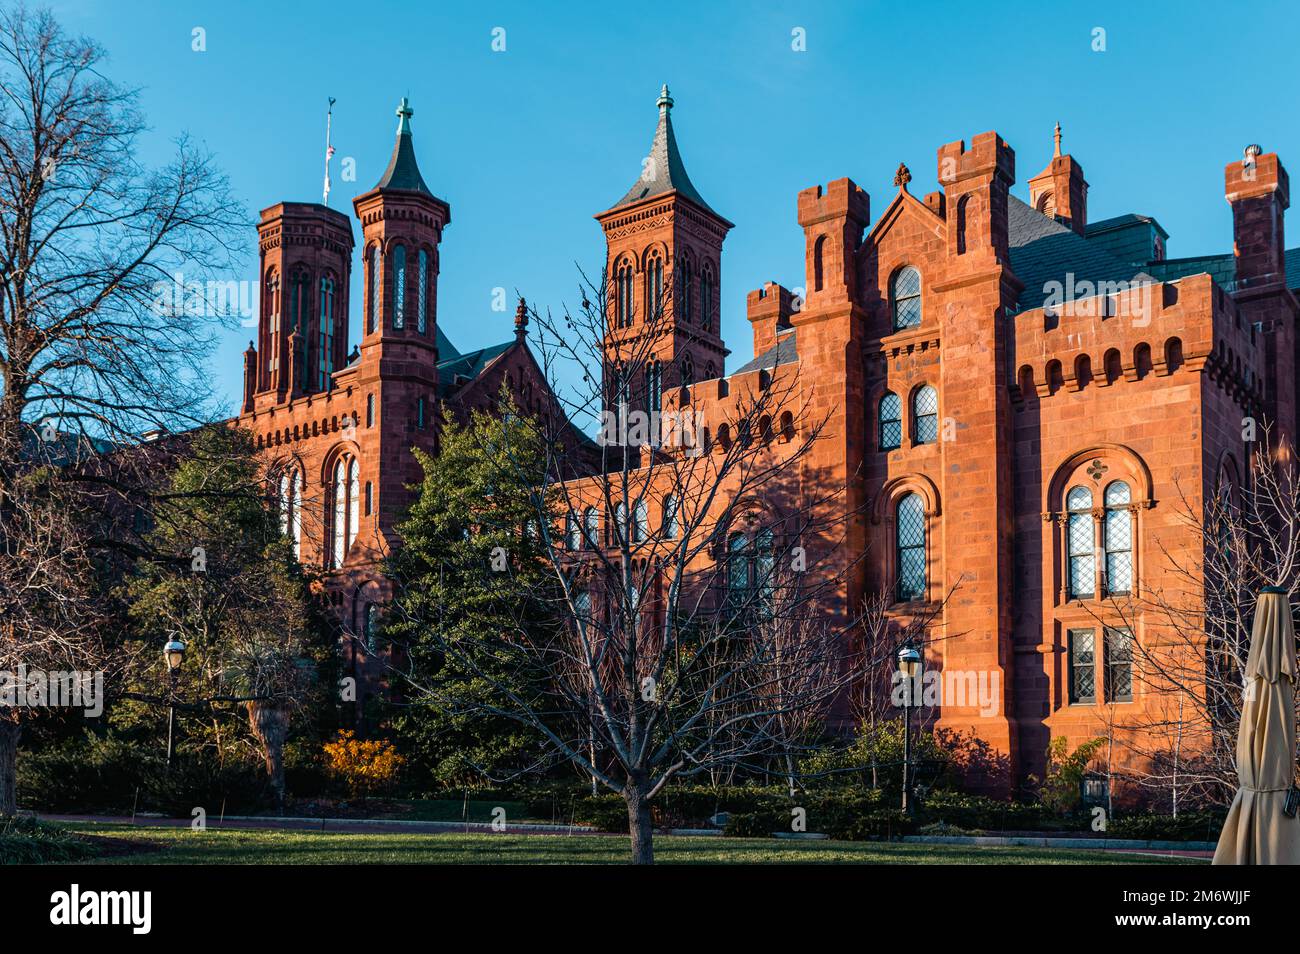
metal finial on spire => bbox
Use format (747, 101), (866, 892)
(1053, 121), (1062, 158)
(657, 84), (673, 111)
(396, 97), (414, 135)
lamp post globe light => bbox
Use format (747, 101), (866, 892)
(897, 641), (922, 814)
(163, 636), (186, 769)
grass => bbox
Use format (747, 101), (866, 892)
(55, 823), (1205, 865)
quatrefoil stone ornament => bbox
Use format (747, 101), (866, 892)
(1087, 459), (1108, 482)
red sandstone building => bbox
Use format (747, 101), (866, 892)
(239, 90), (1297, 788)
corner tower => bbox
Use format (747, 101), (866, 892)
(595, 86), (732, 400)
(249, 202), (354, 408)
(351, 98), (451, 537)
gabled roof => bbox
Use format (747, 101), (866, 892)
(1007, 196), (1155, 312)
(609, 86), (718, 216)
(436, 339), (514, 396)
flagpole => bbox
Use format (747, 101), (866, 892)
(323, 97), (336, 206)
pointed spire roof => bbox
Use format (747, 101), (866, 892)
(373, 97), (433, 195)
(611, 85), (716, 214)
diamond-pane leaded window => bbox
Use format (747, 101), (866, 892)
(896, 493), (926, 601)
(892, 266), (922, 330)
(1104, 480), (1133, 595)
(913, 386), (938, 445)
(1067, 485), (1095, 599)
(1105, 627), (1133, 702)
(879, 391), (902, 450)
(1069, 629), (1096, 704)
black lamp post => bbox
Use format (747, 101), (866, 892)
(163, 636), (186, 769)
(897, 640), (922, 814)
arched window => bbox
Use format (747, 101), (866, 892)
(347, 457), (360, 549)
(647, 360), (662, 446)
(392, 245), (406, 330)
(367, 245), (380, 335)
(417, 248), (429, 334)
(681, 353), (694, 387)
(291, 270), (310, 338)
(912, 385), (938, 444)
(364, 480), (373, 517)
(705, 361), (716, 381)
(332, 458), (347, 568)
(1037, 191), (1056, 217)
(318, 275), (335, 391)
(583, 507), (600, 550)
(813, 235), (825, 292)
(366, 393), (375, 428)
(679, 256), (693, 324)
(566, 511), (582, 551)
(1067, 485), (1095, 599)
(896, 493), (926, 601)
(956, 195), (969, 255)
(1104, 481), (1133, 595)
(574, 590), (592, 636)
(647, 252), (665, 320)
(879, 391), (902, 450)
(265, 268), (281, 382)
(891, 266), (922, 331)
(279, 469), (302, 560)
(727, 533), (750, 607)
(616, 260), (634, 328)
(633, 500), (648, 543)
(615, 501), (629, 545)
(662, 494), (679, 538)
(701, 264), (714, 332)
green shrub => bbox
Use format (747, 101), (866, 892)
(723, 811), (784, 838)
(1109, 810), (1226, 842)
(0, 816), (99, 864)
(917, 790), (1049, 831)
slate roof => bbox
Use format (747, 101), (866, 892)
(610, 86), (718, 216)
(1142, 248), (1300, 292)
(1007, 196), (1156, 312)
(1085, 213), (1169, 239)
(732, 328), (798, 376)
(373, 99), (434, 196)
(436, 339), (514, 396)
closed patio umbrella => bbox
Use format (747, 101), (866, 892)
(1213, 586), (1300, 865)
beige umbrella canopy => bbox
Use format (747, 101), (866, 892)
(1214, 587), (1300, 865)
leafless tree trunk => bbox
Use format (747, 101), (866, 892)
(392, 267), (864, 863)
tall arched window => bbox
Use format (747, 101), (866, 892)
(616, 260), (634, 328)
(366, 393), (375, 428)
(647, 252), (664, 320)
(364, 603), (380, 653)
(347, 458), (360, 549)
(955, 195), (970, 255)
(332, 459), (347, 568)
(615, 501), (629, 545)
(727, 533), (750, 608)
(701, 264), (714, 332)
(1104, 481), (1133, 595)
(574, 590), (592, 636)
(912, 385), (938, 444)
(290, 470), (302, 559)
(391, 245), (406, 330)
(681, 353), (694, 387)
(417, 248), (429, 334)
(318, 275), (335, 391)
(291, 270), (310, 333)
(891, 266), (922, 330)
(1067, 485), (1095, 599)
(633, 500), (648, 543)
(879, 391), (902, 450)
(679, 256), (693, 324)
(583, 507), (600, 550)
(662, 494), (679, 538)
(565, 511), (581, 551)
(367, 245), (380, 335)
(896, 493), (926, 601)
(813, 235), (825, 292)
(265, 268), (281, 382)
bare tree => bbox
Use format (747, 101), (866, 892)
(1103, 430), (1300, 806)
(390, 267), (864, 863)
(0, 6), (243, 813)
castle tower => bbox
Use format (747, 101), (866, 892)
(1027, 122), (1088, 234)
(595, 86), (732, 407)
(351, 98), (451, 534)
(250, 202), (354, 403)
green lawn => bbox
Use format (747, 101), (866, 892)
(58, 823), (1204, 865)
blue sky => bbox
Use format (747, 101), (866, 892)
(51, 0), (1300, 417)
